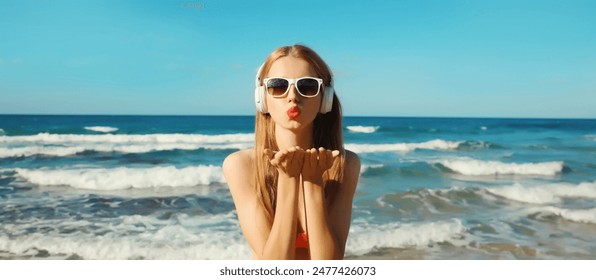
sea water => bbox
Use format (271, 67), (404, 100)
(0, 115), (595, 259)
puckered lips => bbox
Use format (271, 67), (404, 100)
(287, 106), (301, 119)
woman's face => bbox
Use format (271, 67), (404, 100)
(265, 56), (322, 131)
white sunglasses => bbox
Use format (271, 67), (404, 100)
(263, 77), (323, 98)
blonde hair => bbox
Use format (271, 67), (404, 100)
(254, 44), (345, 221)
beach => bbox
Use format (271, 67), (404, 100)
(1, 115), (595, 259)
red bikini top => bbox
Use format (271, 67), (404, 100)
(296, 232), (309, 249)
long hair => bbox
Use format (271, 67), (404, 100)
(254, 44), (345, 221)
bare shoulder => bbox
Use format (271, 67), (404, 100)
(343, 149), (361, 175)
(222, 149), (255, 192)
(338, 149), (360, 195)
(223, 149), (254, 170)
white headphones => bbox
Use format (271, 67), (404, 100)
(254, 63), (334, 114)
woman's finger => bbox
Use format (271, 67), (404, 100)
(331, 150), (340, 158)
(272, 150), (286, 166)
(309, 148), (318, 168)
(263, 149), (274, 160)
(286, 147), (295, 164)
(331, 150), (341, 166)
(294, 147), (304, 164)
(318, 147), (328, 167)
(324, 149), (334, 167)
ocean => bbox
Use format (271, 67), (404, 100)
(0, 115), (595, 259)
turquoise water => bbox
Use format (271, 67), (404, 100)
(1, 115), (595, 259)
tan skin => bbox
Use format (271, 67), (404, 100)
(223, 56), (360, 260)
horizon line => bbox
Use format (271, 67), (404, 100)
(0, 113), (594, 120)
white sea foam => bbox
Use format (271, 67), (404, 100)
(13, 165), (226, 190)
(84, 126), (118, 133)
(346, 126), (379, 133)
(486, 181), (596, 204)
(360, 164), (384, 174)
(436, 157), (564, 176)
(0, 213), (251, 259)
(0, 132), (254, 144)
(375, 196), (394, 208)
(346, 139), (462, 154)
(0, 146), (88, 157)
(0, 132), (254, 158)
(0, 212), (468, 259)
(526, 206), (596, 224)
(0, 128), (4, 135)
(346, 219), (466, 256)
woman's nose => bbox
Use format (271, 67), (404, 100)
(286, 84), (300, 103)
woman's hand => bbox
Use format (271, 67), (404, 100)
(264, 146), (305, 178)
(302, 148), (340, 183)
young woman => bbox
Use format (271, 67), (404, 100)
(223, 44), (360, 260)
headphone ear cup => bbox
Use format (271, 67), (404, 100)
(254, 85), (267, 113)
(254, 63), (268, 114)
(320, 86), (334, 114)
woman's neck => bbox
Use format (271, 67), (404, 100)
(274, 123), (314, 150)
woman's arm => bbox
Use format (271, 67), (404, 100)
(303, 174), (339, 259)
(223, 148), (304, 259)
(302, 149), (360, 259)
(260, 171), (300, 259)
(326, 150), (360, 257)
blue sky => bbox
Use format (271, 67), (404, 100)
(1, 0), (595, 118)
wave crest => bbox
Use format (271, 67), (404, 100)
(0, 133), (254, 158)
(346, 126), (379, 133)
(0, 213), (250, 259)
(84, 126), (118, 133)
(12, 165), (226, 190)
(360, 164), (385, 175)
(487, 181), (596, 204)
(346, 139), (462, 153)
(527, 206), (596, 224)
(346, 219), (466, 256)
(436, 158), (564, 176)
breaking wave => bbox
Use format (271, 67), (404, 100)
(435, 158), (564, 176)
(11, 165), (225, 190)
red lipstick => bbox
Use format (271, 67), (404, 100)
(287, 107), (301, 119)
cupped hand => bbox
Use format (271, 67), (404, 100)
(302, 147), (340, 182)
(264, 146), (305, 178)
